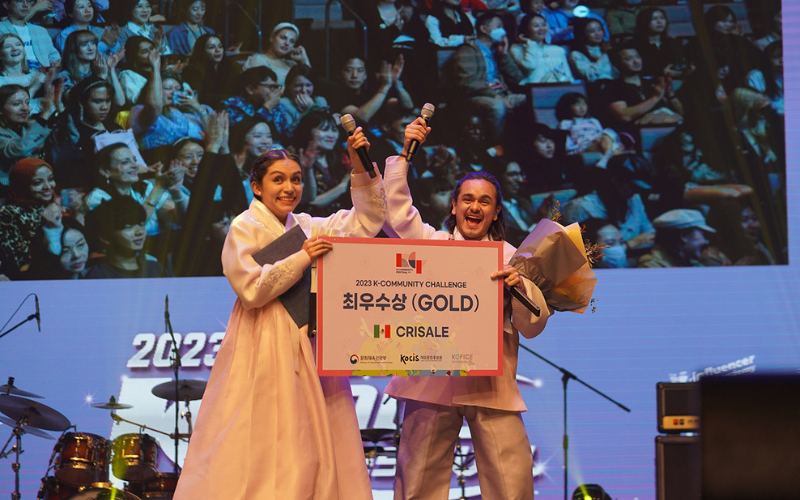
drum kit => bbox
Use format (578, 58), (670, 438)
(0, 377), (206, 500)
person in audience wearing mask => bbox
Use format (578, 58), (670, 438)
(584, 218), (629, 268)
(451, 12), (525, 145)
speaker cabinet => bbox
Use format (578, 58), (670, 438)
(655, 435), (701, 500)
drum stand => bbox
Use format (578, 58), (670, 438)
(453, 438), (475, 500)
(0, 419), (27, 500)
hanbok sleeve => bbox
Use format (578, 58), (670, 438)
(383, 156), (439, 240)
(306, 171), (386, 237)
(222, 217), (312, 310)
(510, 276), (553, 339)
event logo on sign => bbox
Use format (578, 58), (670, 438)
(395, 252), (423, 274)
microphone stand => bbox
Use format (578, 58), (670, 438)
(0, 293), (37, 341)
(164, 295), (182, 474)
(518, 343), (630, 500)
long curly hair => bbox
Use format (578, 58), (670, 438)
(444, 171), (506, 242)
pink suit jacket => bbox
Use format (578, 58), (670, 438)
(382, 156), (553, 412)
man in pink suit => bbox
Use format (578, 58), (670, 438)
(380, 119), (554, 500)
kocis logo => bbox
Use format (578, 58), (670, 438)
(350, 354), (359, 364)
(400, 353), (420, 365)
(396, 252), (422, 274)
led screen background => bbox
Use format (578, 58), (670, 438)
(1, 2), (799, 500)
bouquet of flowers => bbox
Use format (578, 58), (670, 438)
(509, 219), (598, 313)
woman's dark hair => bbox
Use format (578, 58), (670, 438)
(704, 5), (736, 34)
(444, 171), (506, 242)
(517, 13), (547, 39)
(187, 33), (222, 70)
(119, 0), (151, 23)
(249, 149), (301, 201)
(230, 115), (274, 155)
(62, 30), (98, 83)
(123, 36), (155, 72)
(28, 216), (89, 280)
(68, 75), (114, 123)
(169, 137), (204, 161)
(634, 7), (669, 41)
(290, 110), (339, 151)
(64, 0), (97, 23)
(555, 92), (589, 122)
(571, 17), (606, 59)
(86, 196), (147, 251)
(283, 63), (314, 99)
(172, 0), (203, 23)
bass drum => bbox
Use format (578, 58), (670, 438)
(140, 472), (179, 498)
(66, 487), (142, 500)
(37, 476), (80, 500)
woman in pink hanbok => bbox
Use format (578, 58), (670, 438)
(173, 133), (382, 499)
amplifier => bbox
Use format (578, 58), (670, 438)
(656, 382), (699, 433)
(655, 435), (701, 500)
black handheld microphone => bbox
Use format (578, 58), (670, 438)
(339, 114), (377, 178)
(405, 103), (435, 162)
(509, 286), (540, 317)
(34, 294), (40, 332)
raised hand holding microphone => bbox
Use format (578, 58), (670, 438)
(404, 103), (435, 162)
(340, 114), (377, 178)
(401, 116), (432, 162)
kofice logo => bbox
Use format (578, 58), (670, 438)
(396, 252), (423, 274)
(350, 354), (359, 364)
(400, 353), (420, 365)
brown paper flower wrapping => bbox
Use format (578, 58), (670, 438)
(509, 219), (597, 313)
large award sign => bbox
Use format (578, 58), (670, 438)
(317, 238), (504, 376)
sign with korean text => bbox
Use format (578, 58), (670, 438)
(317, 238), (504, 376)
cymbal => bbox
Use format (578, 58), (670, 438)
(360, 428), (396, 443)
(0, 395), (70, 432)
(92, 396), (132, 410)
(151, 380), (207, 402)
(0, 382), (42, 399)
(0, 415), (55, 440)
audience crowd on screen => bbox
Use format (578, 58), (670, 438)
(0, 0), (786, 281)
